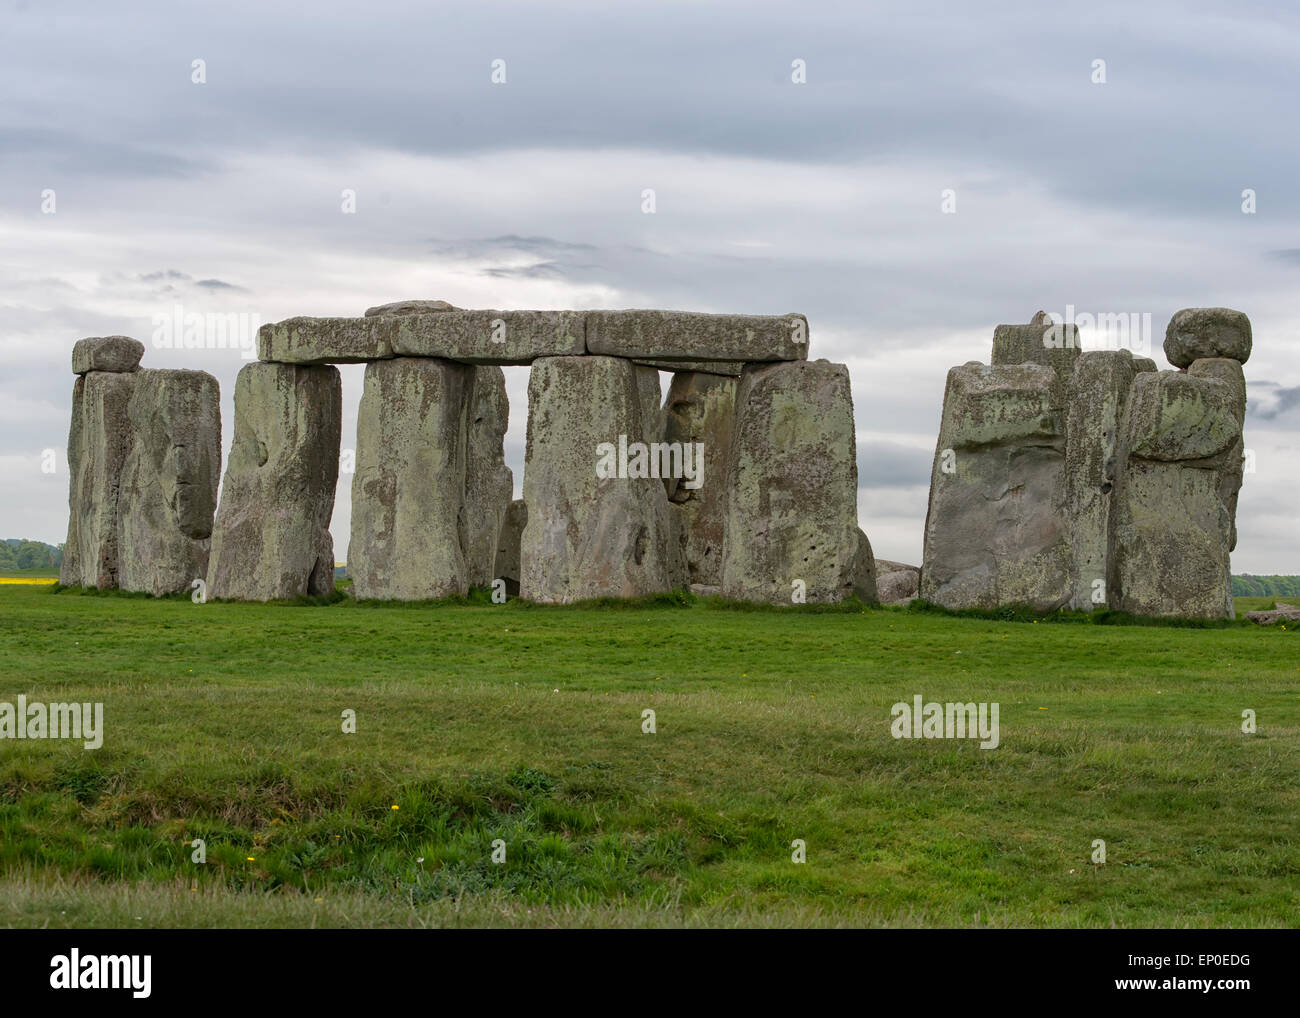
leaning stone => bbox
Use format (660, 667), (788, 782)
(991, 317), (1081, 378)
(586, 310), (809, 363)
(662, 371), (737, 584)
(348, 358), (472, 600)
(390, 310), (585, 364)
(463, 366), (515, 589)
(494, 499), (527, 596)
(72, 336), (145, 375)
(1065, 350), (1138, 610)
(364, 299), (461, 317)
(719, 360), (860, 604)
(1245, 603), (1300, 626)
(853, 528), (878, 602)
(520, 356), (678, 602)
(1164, 308), (1251, 368)
(117, 370), (221, 595)
(59, 372), (136, 587)
(1112, 371), (1238, 618)
(258, 317), (397, 364)
(920, 363), (1072, 612)
(207, 363), (341, 600)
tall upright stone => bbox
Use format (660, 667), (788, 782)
(207, 362), (341, 600)
(719, 360), (860, 604)
(60, 371), (136, 588)
(991, 312), (1081, 378)
(117, 370), (221, 595)
(494, 498), (527, 596)
(462, 366), (515, 589)
(920, 363), (1072, 612)
(1065, 350), (1138, 610)
(1112, 371), (1239, 618)
(663, 371), (736, 584)
(348, 357), (472, 600)
(520, 356), (678, 603)
(1188, 357), (1247, 556)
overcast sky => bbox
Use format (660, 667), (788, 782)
(2, 0), (1297, 570)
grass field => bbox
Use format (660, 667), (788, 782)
(0, 583), (1296, 928)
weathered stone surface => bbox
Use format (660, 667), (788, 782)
(207, 363), (341, 600)
(586, 310), (809, 363)
(520, 356), (679, 603)
(258, 317), (397, 364)
(494, 499), (527, 596)
(391, 310), (585, 364)
(634, 358), (742, 377)
(117, 370), (221, 595)
(72, 336), (145, 375)
(876, 566), (920, 605)
(1065, 350), (1138, 610)
(60, 372), (136, 588)
(1133, 356), (1159, 374)
(364, 299), (460, 317)
(1189, 357), (1247, 553)
(1246, 602), (1300, 626)
(662, 371), (736, 584)
(1112, 371), (1237, 618)
(463, 366), (515, 589)
(853, 528), (878, 602)
(348, 357), (472, 600)
(991, 318), (1081, 378)
(719, 360), (859, 604)
(1164, 308), (1251, 368)
(635, 366), (664, 445)
(920, 363), (1072, 612)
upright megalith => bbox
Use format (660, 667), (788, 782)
(920, 363), (1072, 612)
(348, 357), (472, 600)
(719, 360), (860, 604)
(1188, 356), (1247, 553)
(462, 366), (514, 589)
(494, 499), (527, 596)
(60, 371), (136, 588)
(991, 312), (1081, 379)
(662, 371), (736, 584)
(1064, 350), (1139, 610)
(1112, 370), (1240, 618)
(207, 362), (341, 600)
(117, 370), (221, 595)
(520, 355), (678, 603)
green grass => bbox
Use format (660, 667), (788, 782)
(0, 584), (1296, 928)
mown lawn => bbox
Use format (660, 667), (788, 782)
(0, 584), (1296, 928)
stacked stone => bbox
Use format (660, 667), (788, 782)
(920, 307), (1249, 619)
(60, 337), (221, 595)
(244, 303), (873, 605)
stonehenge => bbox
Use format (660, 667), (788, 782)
(921, 309), (1250, 618)
(58, 301), (1254, 619)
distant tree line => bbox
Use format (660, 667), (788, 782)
(1232, 575), (1300, 597)
(0, 539), (62, 572)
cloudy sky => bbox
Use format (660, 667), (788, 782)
(2, 0), (1297, 570)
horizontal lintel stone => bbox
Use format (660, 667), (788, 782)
(258, 317), (397, 364)
(586, 310), (809, 363)
(389, 311), (585, 364)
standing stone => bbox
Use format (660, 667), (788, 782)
(207, 363), (341, 600)
(634, 366), (665, 445)
(1065, 350), (1138, 610)
(663, 371), (737, 584)
(1188, 357), (1247, 555)
(920, 363), (1072, 612)
(494, 499), (527, 596)
(719, 360), (860, 604)
(991, 314), (1081, 379)
(520, 356), (678, 603)
(1112, 371), (1239, 618)
(117, 370), (221, 595)
(876, 563), (920, 605)
(462, 366), (515, 589)
(60, 372), (136, 588)
(348, 358), (472, 600)
(853, 528), (878, 602)
(1164, 308), (1251, 368)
